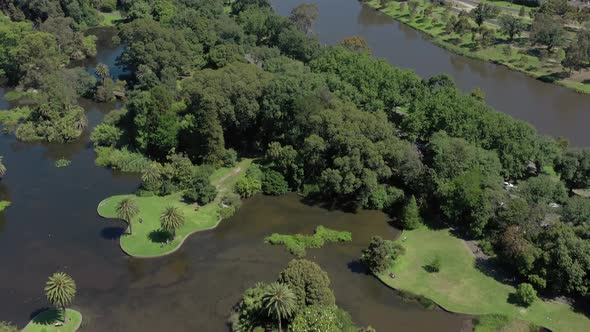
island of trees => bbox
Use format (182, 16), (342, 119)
(0, 0), (590, 331)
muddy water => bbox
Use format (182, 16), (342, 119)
(272, 0), (590, 147)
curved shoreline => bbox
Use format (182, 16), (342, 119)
(363, 1), (590, 95)
(97, 199), (226, 259)
(23, 309), (83, 332)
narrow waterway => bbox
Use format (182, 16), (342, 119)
(0, 27), (470, 331)
(272, 0), (590, 147)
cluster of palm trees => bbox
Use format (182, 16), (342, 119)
(0, 156), (6, 179)
(115, 197), (185, 240)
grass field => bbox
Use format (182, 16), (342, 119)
(23, 309), (82, 332)
(367, 0), (590, 94)
(98, 11), (123, 27)
(97, 159), (251, 257)
(378, 227), (590, 332)
(473, 314), (539, 332)
(0, 201), (10, 212)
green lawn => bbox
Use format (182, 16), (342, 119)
(0, 201), (10, 212)
(378, 227), (590, 332)
(367, 0), (590, 94)
(23, 309), (82, 332)
(97, 159), (251, 257)
(98, 11), (123, 27)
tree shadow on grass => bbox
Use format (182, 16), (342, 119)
(100, 226), (125, 240)
(29, 308), (63, 324)
(474, 256), (517, 286)
(538, 71), (569, 83)
(148, 229), (171, 243)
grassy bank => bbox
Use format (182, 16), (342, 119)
(473, 314), (540, 332)
(366, 0), (590, 94)
(23, 309), (82, 332)
(377, 227), (590, 332)
(97, 159), (251, 257)
(0, 201), (10, 212)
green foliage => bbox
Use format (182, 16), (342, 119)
(116, 197), (139, 235)
(517, 174), (567, 205)
(55, 159), (71, 168)
(562, 196), (590, 225)
(470, 4), (501, 26)
(278, 259), (336, 311)
(159, 206), (185, 238)
(265, 226), (352, 257)
(0, 201), (10, 212)
(0, 156), (6, 178)
(262, 169), (289, 196)
(530, 13), (565, 52)
(91, 123), (122, 147)
(361, 236), (406, 274)
(44, 272), (76, 313)
(515, 283), (537, 307)
(95, 147), (151, 173)
(499, 15), (525, 41)
(231, 282), (270, 332)
(183, 168), (218, 205)
(556, 148), (590, 189)
(0, 321), (17, 332)
(291, 305), (357, 332)
(263, 282), (297, 332)
(401, 195), (422, 230)
(425, 255), (442, 273)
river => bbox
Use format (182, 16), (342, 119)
(272, 0), (590, 147)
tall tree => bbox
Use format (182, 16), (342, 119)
(263, 282), (297, 332)
(44, 272), (76, 322)
(530, 13), (565, 52)
(470, 3), (500, 27)
(498, 15), (525, 41)
(116, 198), (139, 235)
(401, 196), (422, 229)
(141, 162), (162, 192)
(159, 206), (185, 239)
(95, 63), (110, 83)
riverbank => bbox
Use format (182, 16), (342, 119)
(377, 227), (590, 332)
(364, 0), (590, 94)
(22, 309), (82, 332)
(97, 159), (251, 258)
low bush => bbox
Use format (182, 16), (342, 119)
(265, 226), (352, 257)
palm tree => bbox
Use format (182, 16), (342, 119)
(95, 63), (110, 84)
(0, 156), (6, 179)
(44, 272), (76, 322)
(116, 198), (139, 235)
(160, 206), (185, 239)
(141, 163), (162, 191)
(263, 283), (296, 332)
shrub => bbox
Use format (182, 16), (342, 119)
(136, 189), (155, 197)
(515, 283), (537, 307)
(401, 195), (422, 229)
(262, 169), (289, 195)
(222, 148), (238, 167)
(235, 176), (262, 198)
(95, 147), (150, 172)
(159, 180), (178, 196)
(361, 236), (405, 274)
(55, 159), (71, 168)
(91, 123), (122, 147)
(425, 255), (441, 273)
(265, 226), (352, 257)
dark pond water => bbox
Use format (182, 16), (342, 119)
(0, 27), (469, 332)
(272, 0), (590, 147)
